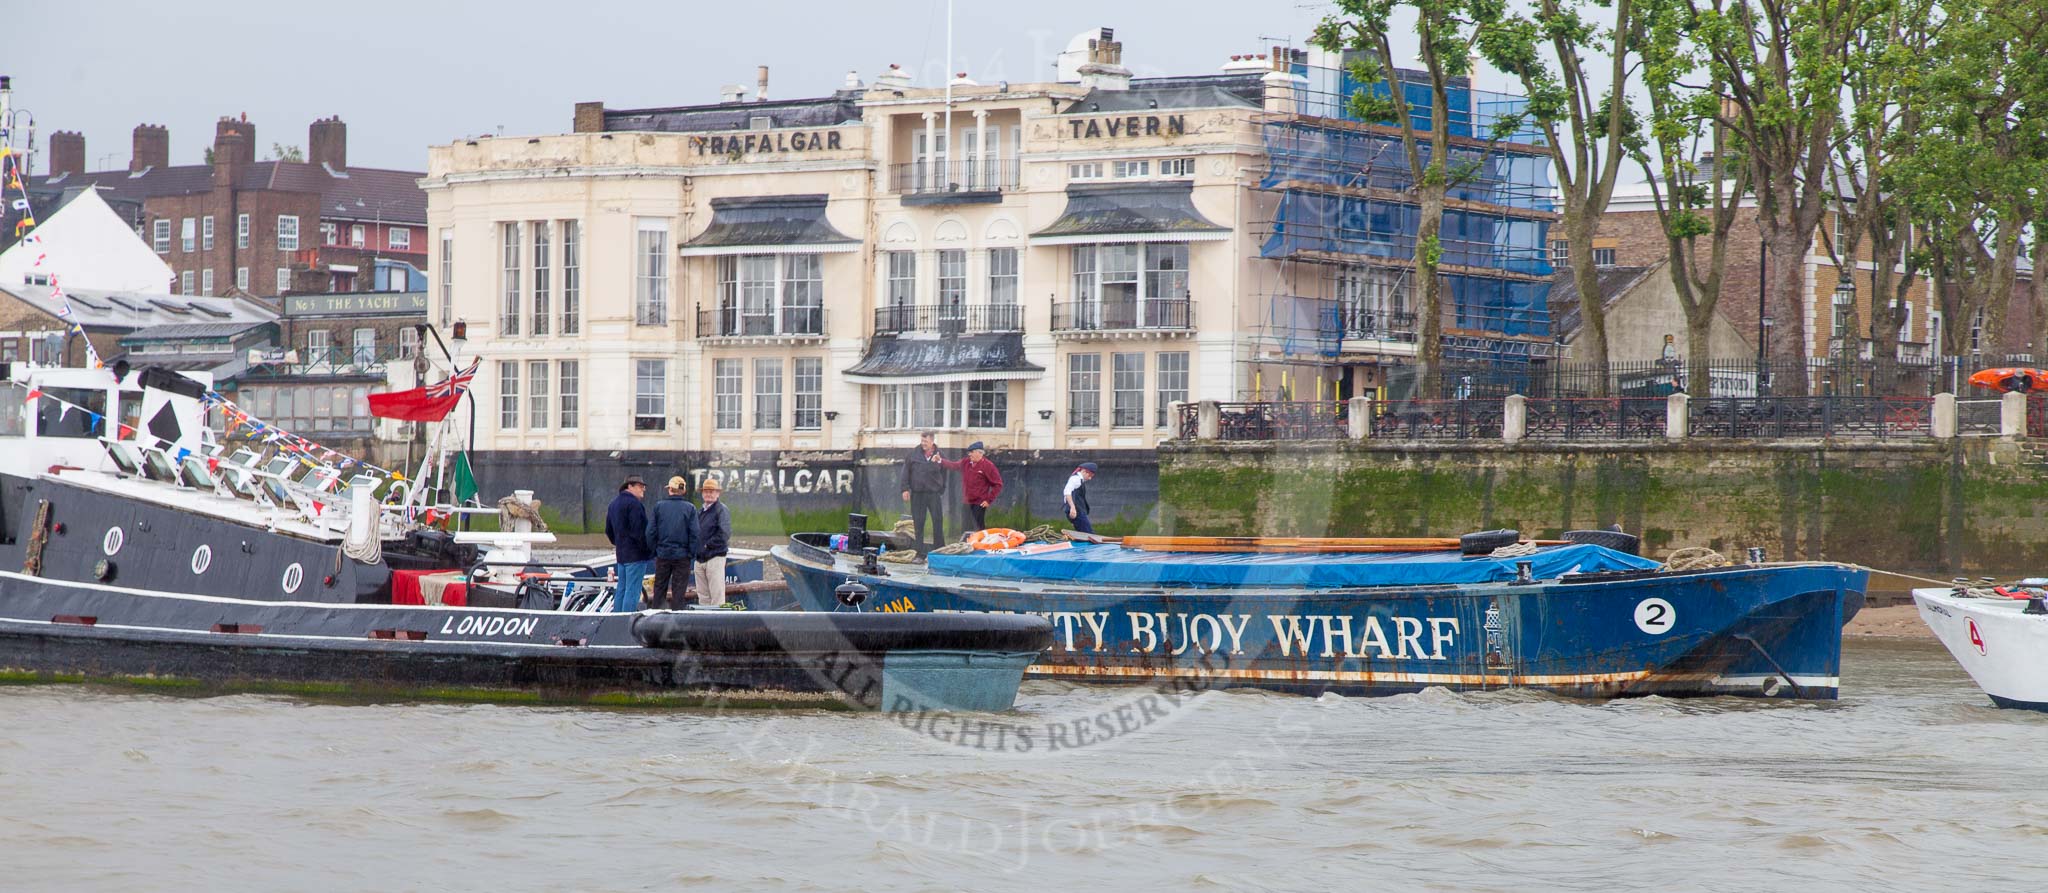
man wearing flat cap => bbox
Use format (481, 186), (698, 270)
(693, 476), (734, 608)
(605, 475), (654, 611)
(940, 441), (1003, 534)
(646, 475), (698, 609)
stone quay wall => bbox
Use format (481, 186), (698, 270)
(1157, 437), (2048, 576)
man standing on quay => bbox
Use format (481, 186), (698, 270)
(694, 477), (733, 608)
(942, 441), (1003, 533)
(604, 475), (653, 612)
(646, 476), (698, 609)
(902, 431), (948, 549)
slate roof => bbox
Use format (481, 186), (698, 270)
(602, 94), (864, 133)
(1064, 74), (1265, 113)
(1033, 181), (1229, 240)
(682, 195), (857, 250)
(844, 333), (1045, 382)
(119, 320), (275, 342)
(0, 284), (277, 331)
(1546, 262), (1661, 338)
(27, 161), (426, 224)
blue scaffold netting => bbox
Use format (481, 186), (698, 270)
(925, 543), (1662, 589)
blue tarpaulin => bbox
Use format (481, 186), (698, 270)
(926, 543), (1661, 589)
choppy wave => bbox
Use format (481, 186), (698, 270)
(1, 639), (2045, 889)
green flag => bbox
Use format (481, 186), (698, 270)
(453, 451), (478, 507)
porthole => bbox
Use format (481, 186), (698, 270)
(281, 563), (304, 595)
(191, 544), (213, 575)
(102, 526), (125, 556)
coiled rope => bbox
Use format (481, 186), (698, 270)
(1665, 547), (1731, 571)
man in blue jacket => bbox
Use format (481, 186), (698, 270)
(604, 475), (654, 612)
(645, 475), (698, 609)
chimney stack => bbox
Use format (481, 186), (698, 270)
(756, 65), (770, 102)
(309, 116), (346, 170)
(131, 124), (169, 172)
(49, 130), (84, 177)
(212, 116), (254, 187)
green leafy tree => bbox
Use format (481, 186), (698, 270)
(1314, 0), (1511, 399)
(1693, 0), (1863, 390)
(270, 143), (304, 163)
(1898, 0), (2047, 358)
(1635, 0), (1753, 396)
(1478, 0), (1643, 396)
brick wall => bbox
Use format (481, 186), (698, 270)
(145, 189), (323, 299)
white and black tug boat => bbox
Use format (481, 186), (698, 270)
(0, 361), (1050, 711)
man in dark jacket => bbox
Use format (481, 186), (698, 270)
(941, 441), (1003, 533)
(604, 475), (654, 612)
(901, 431), (948, 549)
(693, 477), (735, 608)
(645, 476), (698, 609)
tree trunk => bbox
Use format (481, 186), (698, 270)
(1684, 310), (1714, 399)
(1763, 229), (1813, 393)
(1416, 190), (1446, 399)
(2033, 230), (2048, 361)
(1566, 212), (1611, 397)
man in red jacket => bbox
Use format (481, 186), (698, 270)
(942, 441), (1004, 533)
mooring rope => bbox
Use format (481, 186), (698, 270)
(1664, 547), (1730, 571)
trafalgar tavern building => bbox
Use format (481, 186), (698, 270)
(423, 28), (1556, 530)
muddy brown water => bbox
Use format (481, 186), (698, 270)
(2, 637), (2043, 890)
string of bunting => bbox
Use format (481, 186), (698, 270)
(4, 378), (130, 438)
(201, 389), (407, 481)
(2, 146), (104, 370)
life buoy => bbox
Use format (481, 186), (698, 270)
(969, 528), (1028, 550)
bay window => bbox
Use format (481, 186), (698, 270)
(711, 253), (824, 335)
(1066, 243), (1192, 329)
(876, 381), (1008, 430)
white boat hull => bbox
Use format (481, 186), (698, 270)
(1913, 587), (2048, 710)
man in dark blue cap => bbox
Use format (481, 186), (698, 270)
(1063, 462), (1098, 534)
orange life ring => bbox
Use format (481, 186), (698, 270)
(969, 528), (1027, 550)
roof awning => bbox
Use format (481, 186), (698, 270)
(843, 333), (1046, 385)
(1030, 181), (1231, 246)
(679, 194), (860, 256)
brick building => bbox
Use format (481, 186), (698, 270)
(227, 289), (427, 445)
(1596, 180), (2036, 363)
(29, 115), (426, 300)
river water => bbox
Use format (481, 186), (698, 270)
(3, 637), (2042, 892)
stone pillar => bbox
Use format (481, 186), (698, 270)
(1666, 392), (1689, 440)
(1933, 393), (1957, 439)
(920, 112), (938, 191)
(2002, 390), (2026, 437)
(1503, 395), (1526, 443)
(973, 109), (988, 188)
(1348, 395), (1373, 440)
(1197, 400), (1220, 440)
(1167, 400), (1186, 438)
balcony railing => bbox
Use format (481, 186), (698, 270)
(243, 345), (409, 378)
(696, 305), (827, 339)
(1333, 307), (1420, 343)
(890, 159), (1022, 197)
(872, 303), (1023, 336)
(1051, 299), (1195, 333)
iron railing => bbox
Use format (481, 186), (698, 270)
(1332, 307), (1420, 343)
(1052, 299), (1195, 333)
(1685, 396), (1932, 439)
(1410, 354), (2035, 401)
(890, 159), (1022, 196)
(243, 345), (408, 378)
(872, 303), (1023, 336)
(1371, 399), (1506, 440)
(1521, 397), (1668, 441)
(696, 305), (826, 339)
(1214, 401), (1348, 441)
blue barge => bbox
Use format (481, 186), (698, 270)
(771, 533), (1868, 700)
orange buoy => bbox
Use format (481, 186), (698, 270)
(968, 528), (1028, 550)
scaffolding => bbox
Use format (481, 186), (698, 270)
(1243, 58), (1561, 392)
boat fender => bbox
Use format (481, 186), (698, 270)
(1561, 529), (1642, 556)
(1459, 529), (1520, 555)
(969, 528), (1028, 550)
(835, 578), (871, 607)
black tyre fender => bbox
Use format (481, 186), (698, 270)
(1561, 528), (1642, 555)
(1459, 529), (1522, 555)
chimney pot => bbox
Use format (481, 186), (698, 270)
(309, 116), (347, 170)
(49, 130), (86, 177)
(130, 123), (169, 172)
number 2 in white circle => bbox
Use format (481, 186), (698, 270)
(1635, 598), (1676, 635)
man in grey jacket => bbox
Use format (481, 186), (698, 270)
(901, 431), (948, 550)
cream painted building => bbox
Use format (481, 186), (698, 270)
(423, 29), (1552, 462)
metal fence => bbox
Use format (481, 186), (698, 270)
(1684, 397), (1932, 439)
(1521, 398), (1667, 441)
(873, 303), (1022, 335)
(1370, 399), (1505, 440)
(1396, 354), (2037, 402)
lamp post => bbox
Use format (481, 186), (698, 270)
(1833, 272), (1856, 395)
(1758, 316), (1773, 397)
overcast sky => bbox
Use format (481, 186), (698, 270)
(13, 0), (1370, 174)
